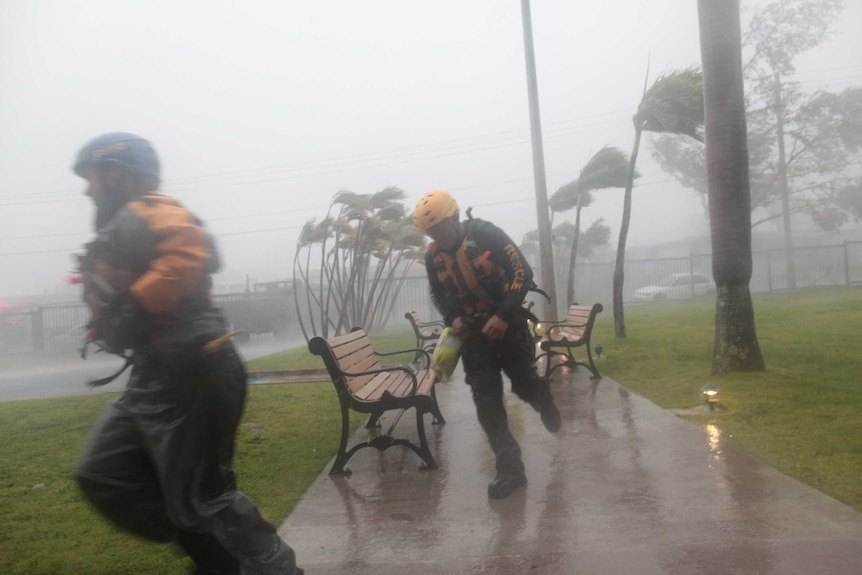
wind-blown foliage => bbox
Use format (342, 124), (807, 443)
(613, 68), (705, 338)
(652, 0), (859, 290)
(550, 146), (632, 308)
(292, 186), (426, 340)
(635, 68), (705, 143)
(521, 218), (611, 312)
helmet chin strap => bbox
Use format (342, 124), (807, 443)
(94, 169), (135, 229)
(439, 216), (466, 253)
(94, 193), (127, 229)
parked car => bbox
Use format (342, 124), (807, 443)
(633, 273), (715, 302)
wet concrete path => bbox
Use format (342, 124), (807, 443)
(278, 366), (862, 574)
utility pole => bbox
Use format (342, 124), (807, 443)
(520, 0), (558, 321)
(774, 71), (796, 289)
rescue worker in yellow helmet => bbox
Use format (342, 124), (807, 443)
(414, 190), (561, 499)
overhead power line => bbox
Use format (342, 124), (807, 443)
(0, 176), (680, 256)
(1, 112), (629, 205)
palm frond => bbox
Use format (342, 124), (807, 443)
(332, 189), (360, 205)
(522, 228), (539, 243)
(551, 220), (576, 244)
(297, 220), (318, 246)
(577, 218), (612, 260)
(370, 186), (406, 208)
(298, 217), (340, 245)
(579, 146), (634, 190)
(376, 204), (406, 222)
(635, 67), (705, 142)
(549, 180), (582, 213)
(550, 145), (634, 213)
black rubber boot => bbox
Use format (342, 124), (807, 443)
(532, 381), (561, 433)
(487, 445), (527, 499)
(487, 469), (528, 499)
(539, 392), (561, 433)
(469, 379), (529, 499)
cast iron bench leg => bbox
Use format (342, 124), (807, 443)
(415, 408), (438, 471)
(330, 404), (354, 476)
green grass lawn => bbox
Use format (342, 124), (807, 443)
(590, 287), (862, 513)
(0, 382), (364, 575)
(0, 330), (416, 574)
(2, 291), (861, 572)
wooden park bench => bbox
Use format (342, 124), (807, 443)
(404, 311), (444, 365)
(535, 303), (604, 380)
(308, 328), (446, 475)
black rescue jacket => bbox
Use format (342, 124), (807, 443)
(425, 218), (533, 327)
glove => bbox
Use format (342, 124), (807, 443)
(88, 290), (149, 353)
(431, 327), (463, 381)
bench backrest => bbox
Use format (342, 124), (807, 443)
(558, 303), (603, 338)
(404, 311), (442, 340)
(308, 329), (382, 394)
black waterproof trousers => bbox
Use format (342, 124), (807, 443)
(460, 315), (550, 475)
(75, 343), (301, 575)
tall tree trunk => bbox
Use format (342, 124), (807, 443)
(566, 198), (583, 306)
(613, 129), (642, 339)
(698, 0), (766, 373)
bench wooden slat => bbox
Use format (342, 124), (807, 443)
(353, 372), (399, 401)
(391, 373), (416, 397)
(363, 374), (403, 401)
(327, 329), (367, 350)
(332, 335), (374, 362)
(416, 371), (436, 395)
(345, 354), (383, 393)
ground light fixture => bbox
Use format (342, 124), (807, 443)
(700, 383), (721, 410)
(594, 342), (604, 358)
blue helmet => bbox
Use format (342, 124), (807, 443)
(73, 132), (160, 193)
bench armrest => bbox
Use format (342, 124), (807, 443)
(376, 347), (432, 370)
(405, 312), (445, 334)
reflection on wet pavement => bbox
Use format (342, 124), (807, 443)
(279, 365), (862, 574)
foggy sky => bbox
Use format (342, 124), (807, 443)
(1, 0), (860, 298)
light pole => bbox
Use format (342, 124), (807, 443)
(520, 0), (557, 321)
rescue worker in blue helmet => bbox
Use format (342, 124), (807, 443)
(72, 132), (304, 575)
(414, 190), (561, 499)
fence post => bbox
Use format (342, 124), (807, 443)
(689, 255), (696, 298)
(844, 241), (850, 287)
(767, 251), (773, 293)
(31, 307), (45, 353)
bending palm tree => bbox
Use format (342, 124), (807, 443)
(292, 186), (424, 339)
(550, 146), (632, 308)
(614, 67), (704, 338)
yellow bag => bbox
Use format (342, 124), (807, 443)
(431, 327), (462, 381)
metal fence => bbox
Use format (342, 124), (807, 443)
(0, 303), (88, 354)
(566, 241), (862, 314)
(4, 241), (861, 354)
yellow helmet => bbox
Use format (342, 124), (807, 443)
(413, 190), (459, 231)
